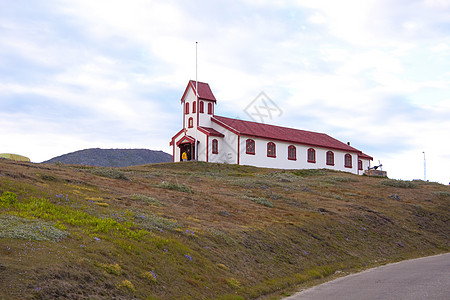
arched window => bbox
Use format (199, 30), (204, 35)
(307, 148), (316, 163)
(207, 102), (213, 115)
(212, 139), (218, 154)
(192, 101), (196, 113)
(358, 159), (363, 170)
(246, 139), (255, 155)
(326, 151), (334, 166)
(267, 142), (276, 158)
(199, 101), (204, 113)
(345, 154), (352, 168)
(188, 117), (193, 128)
(185, 102), (189, 114)
(288, 145), (296, 160)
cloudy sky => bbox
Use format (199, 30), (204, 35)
(1, 0), (449, 183)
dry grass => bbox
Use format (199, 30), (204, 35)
(0, 159), (449, 299)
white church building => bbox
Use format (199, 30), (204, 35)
(170, 80), (373, 175)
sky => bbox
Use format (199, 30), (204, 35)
(1, 0), (449, 184)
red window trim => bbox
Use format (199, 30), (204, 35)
(288, 145), (296, 160)
(307, 148), (316, 163)
(192, 101), (196, 113)
(358, 159), (363, 170)
(326, 151), (334, 166)
(267, 142), (276, 158)
(185, 102), (189, 114)
(246, 139), (255, 155)
(212, 139), (218, 154)
(199, 101), (204, 113)
(207, 102), (212, 115)
(344, 154), (352, 168)
(188, 117), (193, 128)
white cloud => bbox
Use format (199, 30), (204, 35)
(1, 0), (449, 183)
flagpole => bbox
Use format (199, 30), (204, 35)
(195, 42), (198, 161)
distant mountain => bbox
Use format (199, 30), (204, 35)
(43, 148), (173, 167)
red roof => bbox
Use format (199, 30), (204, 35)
(181, 80), (216, 103)
(359, 152), (373, 160)
(212, 116), (363, 154)
(198, 126), (225, 137)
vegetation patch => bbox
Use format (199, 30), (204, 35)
(130, 194), (163, 206)
(242, 195), (274, 208)
(89, 167), (129, 180)
(117, 279), (136, 292)
(291, 169), (329, 177)
(157, 181), (193, 193)
(0, 214), (69, 241)
(99, 263), (122, 275)
(433, 191), (450, 198)
(381, 179), (417, 188)
(0, 192), (147, 240)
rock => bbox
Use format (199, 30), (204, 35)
(388, 194), (401, 201)
(219, 210), (230, 217)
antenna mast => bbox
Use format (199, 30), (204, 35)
(423, 151), (426, 181)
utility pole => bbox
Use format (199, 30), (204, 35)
(423, 151), (426, 181)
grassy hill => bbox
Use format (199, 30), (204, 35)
(42, 148), (172, 167)
(0, 158), (449, 299)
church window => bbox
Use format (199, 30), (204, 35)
(192, 101), (196, 113)
(267, 142), (276, 158)
(208, 102), (213, 114)
(345, 154), (352, 168)
(199, 101), (204, 113)
(185, 102), (189, 114)
(288, 145), (296, 160)
(326, 151), (334, 165)
(212, 139), (218, 154)
(307, 148), (316, 163)
(358, 159), (363, 170)
(188, 117), (193, 128)
(246, 139), (255, 155)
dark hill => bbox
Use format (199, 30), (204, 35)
(43, 148), (172, 167)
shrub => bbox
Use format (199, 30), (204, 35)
(242, 195), (273, 208)
(99, 263), (122, 275)
(433, 191), (450, 198)
(133, 213), (178, 231)
(381, 179), (417, 188)
(0, 191), (17, 206)
(141, 270), (157, 283)
(0, 214), (69, 241)
(117, 280), (136, 292)
(325, 176), (359, 183)
(226, 278), (241, 289)
(157, 182), (193, 193)
(291, 169), (328, 177)
(90, 168), (128, 180)
(131, 194), (163, 206)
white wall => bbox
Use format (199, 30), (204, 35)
(183, 87), (197, 130)
(198, 100), (215, 127)
(209, 124), (238, 164)
(238, 136), (360, 174)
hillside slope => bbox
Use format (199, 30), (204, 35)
(42, 148), (172, 167)
(0, 159), (449, 299)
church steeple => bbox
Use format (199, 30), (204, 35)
(180, 80), (216, 129)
